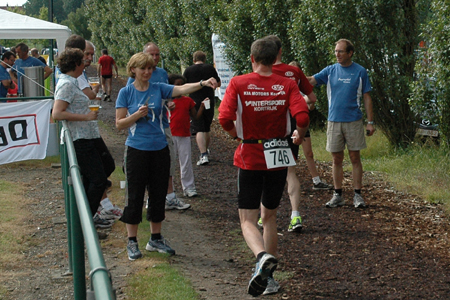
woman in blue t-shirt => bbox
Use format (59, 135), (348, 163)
(116, 52), (217, 261)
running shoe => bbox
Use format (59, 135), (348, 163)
(93, 213), (113, 229)
(196, 155), (209, 166)
(325, 192), (345, 208)
(263, 277), (280, 295)
(145, 237), (176, 256)
(257, 218), (263, 227)
(183, 187), (198, 198)
(99, 205), (123, 220)
(288, 216), (302, 232)
(247, 253), (278, 296)
(353, 193), (367, 208)
(165, 195), (191, 210)
(127, 240), (142, 261)
(313, 181), (333, 190)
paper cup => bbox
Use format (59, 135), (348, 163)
(120, 181), (126, 189)
(204, 99), (211, 109)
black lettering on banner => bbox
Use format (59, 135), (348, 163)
(9, 120), (28, 141)
(0, 127), (7, 146)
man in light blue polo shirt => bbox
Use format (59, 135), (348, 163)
(308, 39), (375, 208)
(11, 43), (52, 95)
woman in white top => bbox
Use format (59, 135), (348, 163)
(52, 48), (107, 219)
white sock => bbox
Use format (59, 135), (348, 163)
(291, 211), (300, 219)
(101, 198), (114, 210)
(312, 176), (321, 184)
(166, 192), (175, 201)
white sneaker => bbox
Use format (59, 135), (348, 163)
(183, 187), (198, 197)
(165, 195), (191, 210)
(263, 277), (280, 295)
(353, 193), (366, 208)
(99, 205), (123, 220)
(196, 155), (209, 166)
(326, 192), (345, 208)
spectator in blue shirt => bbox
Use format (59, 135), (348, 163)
(11, 43), (52, 95)
(0, 51), (16, 100)
(308, 39), (375, 209)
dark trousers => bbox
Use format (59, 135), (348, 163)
(93, 137), (115, 177)
(121, 146), (170, 224)
(73, 138), (108, 216)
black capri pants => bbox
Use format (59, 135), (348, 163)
(121, 146), (170, 224)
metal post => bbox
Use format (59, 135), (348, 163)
(60, 141), (73, 273)
(71, 190), (87, 299)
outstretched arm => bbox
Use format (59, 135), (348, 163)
(306, 76), (317, 86)
(172, 77), (218, 98)
(43, 66), (53, 80)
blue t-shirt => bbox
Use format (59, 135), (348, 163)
(314, 62), (372, 122)
(0, 65), (11, 98)
(127, 67), (170, 128)
(116, 82), (174, 151)
(12, 56), (47, 94)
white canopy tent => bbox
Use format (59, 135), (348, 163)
(0, 9), (72, 55)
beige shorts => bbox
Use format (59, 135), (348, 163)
(165, 127), (176, 176)
(326, 120), (367, 153)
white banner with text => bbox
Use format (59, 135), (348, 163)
(0, 99), (54, 165)
(212, 34), (235, 100)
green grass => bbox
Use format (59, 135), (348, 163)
(127, 261), (198, 300)
(0, 181), (29, 269)
(310, 129), (450, 206)
(121, 209), (198, 300)
(0, 155), (60, 169)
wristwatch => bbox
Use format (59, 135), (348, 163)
(367, 121), (374, 125)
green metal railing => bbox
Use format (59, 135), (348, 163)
(59, 120), (116, 300)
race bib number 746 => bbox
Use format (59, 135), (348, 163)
(263, 138), (296, 169)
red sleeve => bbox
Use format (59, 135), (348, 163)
(220, 119), (235, 131)
(296, 68), (313, 95)
(287, 80), (310, 127)
(218, 78), (238, 122)
(295, 111), (309, 128)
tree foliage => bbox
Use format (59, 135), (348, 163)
(62, 6), (91, 40)
(83, 0), (435, 147)
(412, 0), (450, 146)
(63, 0), (84, 14)
(25, 0), (67, 22)
(84, 0), (217, 72)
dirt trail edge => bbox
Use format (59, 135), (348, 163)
(1, 71), (450, 299)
